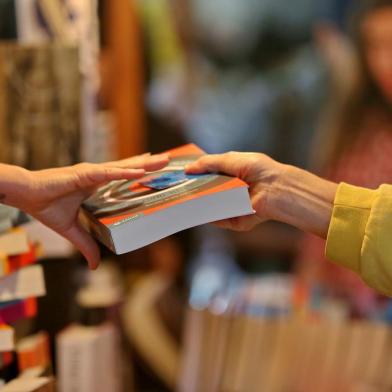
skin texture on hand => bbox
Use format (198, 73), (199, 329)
(0, 153), (169, 269)
(186, 152), (338, 238)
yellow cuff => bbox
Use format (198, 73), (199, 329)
(326, 183), (377, 273)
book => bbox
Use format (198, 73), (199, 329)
(0, 265), (46, 302)
(0, 229), (29, 257)
(0, 43), (81, 169)
(16, 332), (51, 373)
(23, 220), (74, 258)
(179, 308), (392, 392)
(0, 243), (38, 278)
(81, 144), (253, 254)
(1, 376), (54, 392)
(0, 325), (14, 352)
(57, 323), (121, 392)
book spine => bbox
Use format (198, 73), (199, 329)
(6, 243), (37, 275)
(57, 333), (97, 392)
(17, 332), (50, 373)
(0, 325), (14, 352)
(0, 298), (37, 324)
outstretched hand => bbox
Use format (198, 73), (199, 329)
(3, 153), (169, 269)
(186, 152), (283, 231)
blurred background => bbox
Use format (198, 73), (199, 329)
(1, 0), (392, 391)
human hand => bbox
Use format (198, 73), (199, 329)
(186, 152), (337, 237)
(2, 153), (169, 269)
(186, 152), (283, 231)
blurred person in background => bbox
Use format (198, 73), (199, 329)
(164, 0), (325, 165)
(140, 0), (329, 301)
(298, 0), (392, 317)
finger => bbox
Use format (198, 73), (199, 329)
(75, 166), (146, 189)
(140, 154), (170, 172)
(212, 214), (262, 232)
(185, 153), (241, 176)
(62, 222), (101, 270)
(107, 153), (170, 172)
(105, 152), (151, 167)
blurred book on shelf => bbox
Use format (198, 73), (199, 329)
(0, 376), (55, 392)
(57, 264), (123, 392)
(57, 323), (122, 392)
(0, 43), (81, 170)
(0, 298), (37, 325)
(0, 325), (14, 352)
(179, 274), (392, 392)
(0, 265), (45, 302)
(0, 226), (49, 386)
(0, 229), (29, 257)
(81, 143), (253, 255)
(16, 332), (51, 377)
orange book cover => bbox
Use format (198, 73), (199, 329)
(17, 331), (50, 372)
(5, 243), (37, 275)
(81, 144), (253, 254)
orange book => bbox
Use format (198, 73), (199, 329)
(81, 144), (253, 254)
(16, 332), (50, 373)
(2, 243), (38, 276)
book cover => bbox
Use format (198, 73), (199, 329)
(16, 331), (51, 373)
(0, 265), (46, 302)
(82, 144), (253, 254)
(0, 325), (14, 352)
(0, 229), (29, 257)
(0, 243), (38, 277)
(57, 324), (121, 392)
(1, 376), (54, 392)
(0, 298), (37, 325)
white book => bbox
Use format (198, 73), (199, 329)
(0, 265), (46, 302)
(0, 229), (29, 256)
(81, 144), (253, 255)
(0, 325), (14, 352)
(57, 323), (121, 392)
(1, 377), (53, 392)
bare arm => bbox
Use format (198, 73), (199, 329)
(0, 154), (169, 269)
(186, 152), (338, 237)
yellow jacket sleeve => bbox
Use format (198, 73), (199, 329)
(326, 183), (392, 296)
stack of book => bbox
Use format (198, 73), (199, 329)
(179, 274), (392, 392)
(179, 307), (392, 392)
(0, 227), (46, 385)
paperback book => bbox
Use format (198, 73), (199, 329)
(81, 144), (253, 254)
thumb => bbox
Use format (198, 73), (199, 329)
(62, 222), (101, 270)
(185, 152), (243, 177)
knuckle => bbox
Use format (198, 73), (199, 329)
(226, 151), (237, 158)
(74, 162), (96, 173)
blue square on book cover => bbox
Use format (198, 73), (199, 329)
(140, 172), (207, 190)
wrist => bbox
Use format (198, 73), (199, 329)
(0, 164), (33, 210)
(266, 164), (338, 238)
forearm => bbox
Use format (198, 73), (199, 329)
(267, 165), (338, 238)
(0, 164), (32, 209)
